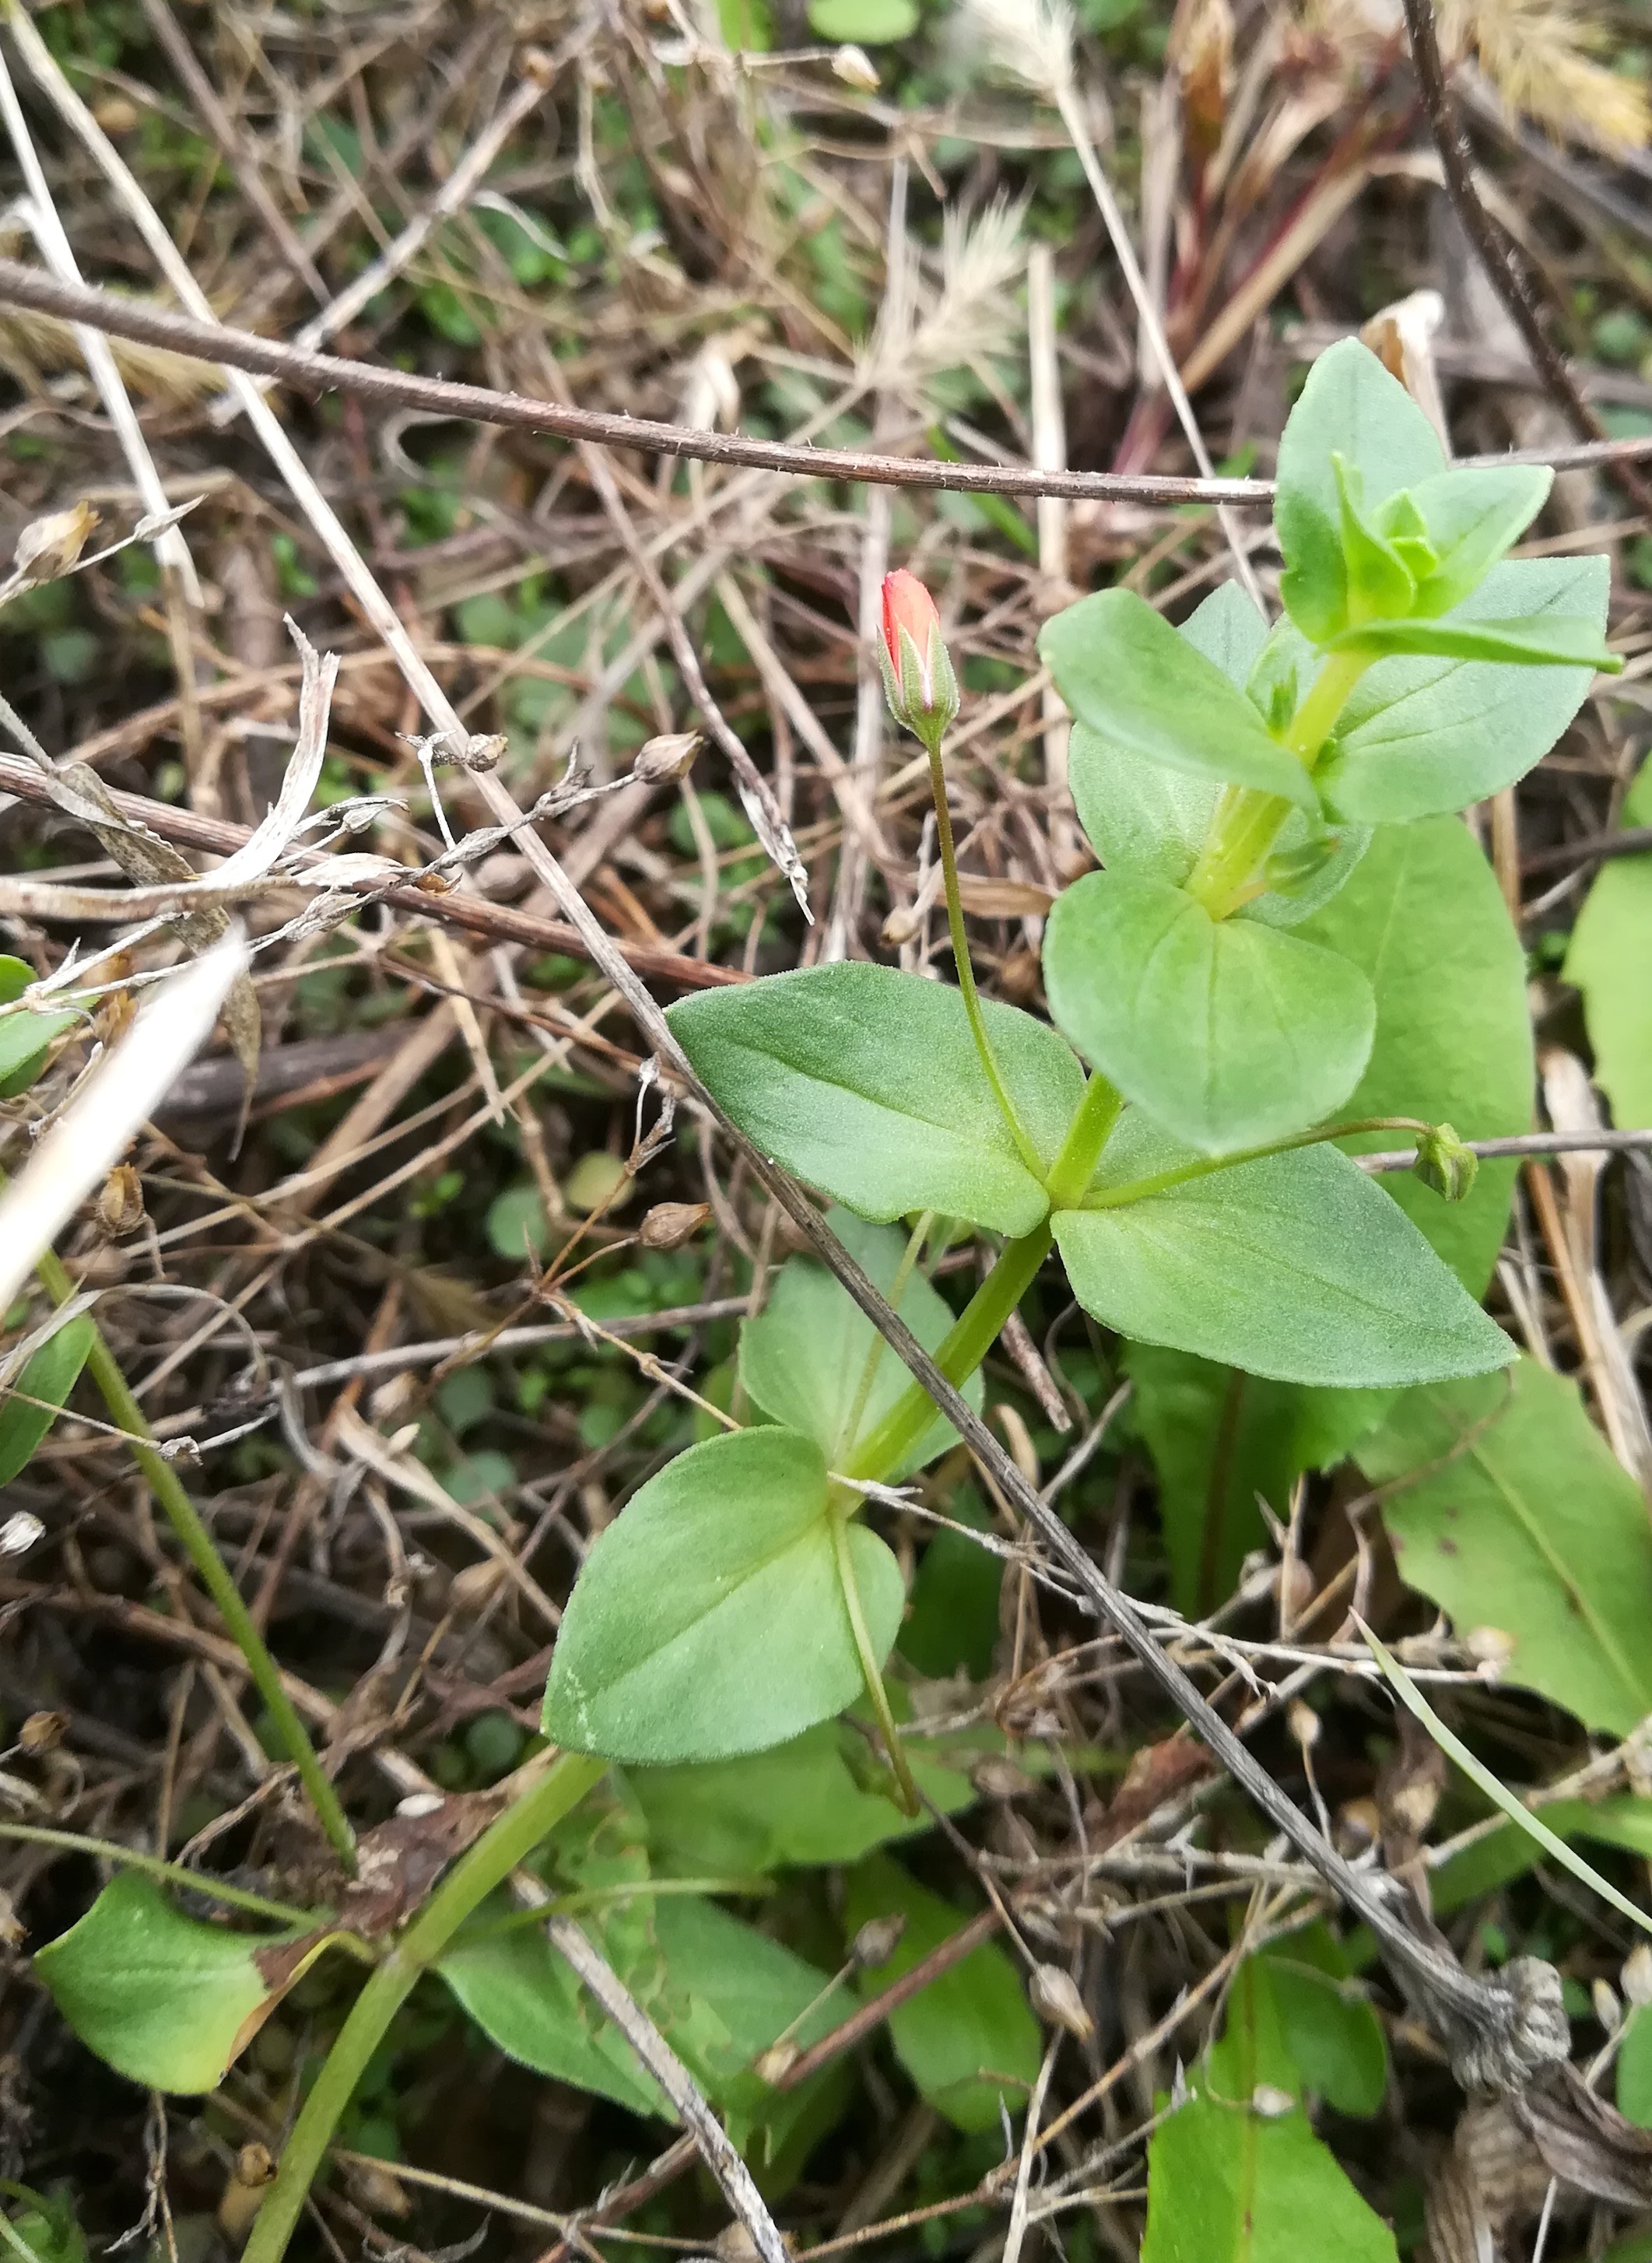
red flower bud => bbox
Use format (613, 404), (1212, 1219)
(878, 570), (959, 750)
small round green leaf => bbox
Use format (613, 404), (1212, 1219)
(543, 1426), (904, 1765)
(0, 1312), (93, 1485)
(1043, 871), (1374, 1152)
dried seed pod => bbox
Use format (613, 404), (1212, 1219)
(1286, 1700), (1321, 1750)
(832, 44), (880, 90)
(19, 1711), (66, 1753)
(218, 2140), (276, 2244)
(755, 2038), (799, 2086)
(10, 500), (99, 590)
(96, 1163), (146, 1240)
(1465, 1625), (1517, 1673)
(632, 731), (703, 783)
(971, 1755), (1036, 1802)
(879, 904), (921, 949)
(1594, 1977), (1622, 2036)
(851, 1913), (907, 1970)
(1028, 1963), (1094, 2041)
(640, 1201), (710, 1251)
(1622, 1945), (1652, 2007)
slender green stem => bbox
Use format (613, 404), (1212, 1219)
(32, 1247), (358, 1875)
(1075, 1115), (1436, 1211)
(924, 742), (1045, 1181)
(847, 1223), (1053, 1485)
(1186, 647), (1373, 918)
(1283, 647), (1370, 767)
(836, 1212), (931, 1464)
(829, 1498), (921, 1816)
(0, 1821), (330, 1929)
(1044, 1072), (1124, 1212)
(243, 1751), (607, 2263)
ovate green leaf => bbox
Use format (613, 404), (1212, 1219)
(1328, 613), (1616, 671)
(34, 1873), (327, 2094)
(438, 1910), (665, 2116)
(1564, 755), (1652, 1130)
(739, 1209), (981, 1479)
(1142, 1956), (1399, 2263)
(1126, 1344), (1387, 1614)
(843, 1855), (1040, 2131)
(1316, 557), (1608, 823)
(1044, 871), (1375, 1151)
(667, 963), (1084, 1235)
(1296, 815), (1532, 1294)
(1040, 588), (1317, 807)
(1054, 1119), (1512, 1388)
(1359, 1359), (1652, 1736)
(0, 1312), (94, 1484)
(1259, 1927), (1387, 2118)
(630, 1720), (975, 1876)
(1275, 337), (1446, 644)
(543, 1426), (904, 1764)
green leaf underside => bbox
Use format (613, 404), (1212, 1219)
(441, 1892), (840, 2131)
(33, 1873), (308, 2094)
(1564, 753), (1652, 1131)
(1039, 588), (1317, 807)
(629, 1719), (976, 1877)
(1127, 1346), (1389, 1615)
(1427, 1795), (1652, 1921)
(843, 1855), (1040, 2131)
(438, 1913), (665, 2117)
(1296, 816), (1532, 1295)
(1129, 818), (1534, 1611)
(1328, 614), (1615, 669)
(542, 1426), (904, 1765)
(1259, 1928), (1387, 2118)
(1316, 557), (1608, 823)
(1275, 338), (1446, 644)
(739, 1209), (981, 1479)
(0, 1006), (79, 1097)
(0, 1312), (95, 1485)
(1359, 1358), (1652, 1737)
(1142, 1956), (1399, 2263)
(1044, 872), (1376, 1152)
(1056, 1120), (1512, 1388)
(667, 963), (1084, 1235)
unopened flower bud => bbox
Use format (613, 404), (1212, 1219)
(1412, 1122), (1477, 1204)
(10, 501), (98, 590)
(1028, 1963), (1093, 2041)
(878, 570), (959, 753)
(832, 44), (880, 90)
(639, 1201), (710, 1251)
(851, 1913), (906, 1970)
(633, 731), (702, 783)
(96, 1163), (145, 1240)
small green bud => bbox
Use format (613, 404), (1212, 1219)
(1413, 1122), (1478, 1203)
(1263, 833), (1340, 895)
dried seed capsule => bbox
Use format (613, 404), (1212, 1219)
(851, 1913), (906, 1970)
(755, 2039), (799, 2086)
(632, 731), (703, 783)
(639, 1201), (710, 1251)
(831, 44), (880, 90)
(96, 1163), (146, 1240)
(1622, 1945), (1652, 2007)
(1028, 1963), (1093, 2041)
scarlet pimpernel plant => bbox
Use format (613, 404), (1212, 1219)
(540, 338), (1619, 1779)
(31, 339), (1626, 2263)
